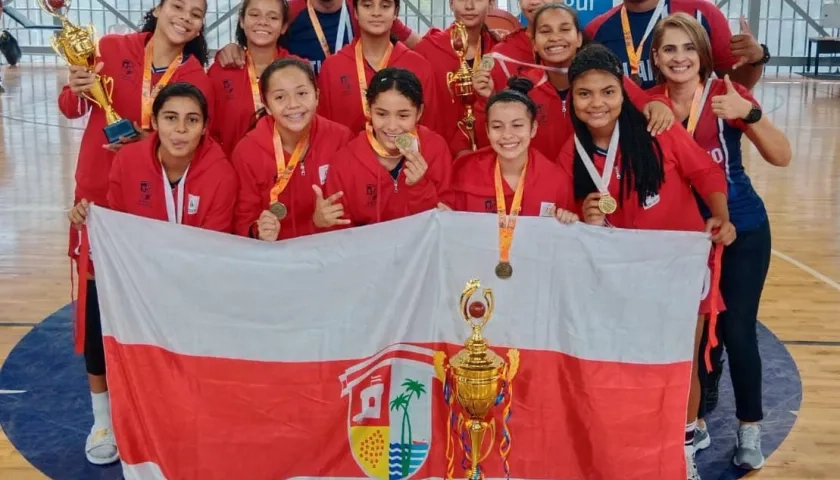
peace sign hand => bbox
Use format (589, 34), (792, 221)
(731, 15), (765, 69)
(711, 75), (753, 120)
(312, 185), (351, 228)
(400, 147), (428, 186)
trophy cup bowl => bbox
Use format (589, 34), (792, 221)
(37, 0), (137, 144)
(449, 279), (507, 479)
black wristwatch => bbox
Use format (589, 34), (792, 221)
(742, 106), (762, 124)
(750, 43), (771, 66)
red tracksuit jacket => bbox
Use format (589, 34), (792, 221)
(207, 46), (294, 156)
(556, 124), (727, 314)
(443, 146), (574, 215)
(232, 114), (353, 240)
(412, 25), (500, 156)
(487, 28), (533, 78)
(107, 132), (237, 233)
(58, 32), (215, 208)
(322, 125), (452, 228)
(316, 39), (441, 135)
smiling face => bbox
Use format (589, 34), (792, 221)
(486, 101), (536, 162)
(153, 95), (206, 158)
(154, 0), (206, 47)
(533, 7), (582, 66)
(240, 0), (286, 48)
(355, 0), (397, 37)
(571, 69), (623, 134)
(449, 0), (491, 30)
(370, 88), (422, 152)
(652, 18), (713, 84)
(264, 65), (318, 135)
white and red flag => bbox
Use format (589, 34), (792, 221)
(87, 206), (710, 480)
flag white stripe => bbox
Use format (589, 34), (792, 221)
(89, 207), (709, 366)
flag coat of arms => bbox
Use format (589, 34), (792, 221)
(87, 207), (711, 480)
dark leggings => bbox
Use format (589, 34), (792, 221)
(84, 279), (106, 376)
(698, 219), (771, 422)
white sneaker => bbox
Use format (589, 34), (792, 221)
(85, 426), (119, 465)
(686, 448), (701, 480)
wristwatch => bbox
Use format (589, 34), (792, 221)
(742, 106), (762, 124)
(750, 43), (771, 66)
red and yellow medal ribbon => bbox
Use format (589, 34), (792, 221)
(355, 40), (394, 120)
(141, 41), (182, 130)
(308, 0), (333, 58)
(494, 159), (527, 265)
(666, 82), (705, 135)
(619, 7), (643, 77)
(246, 50), (263, 112)
(270, 126), (309, 204)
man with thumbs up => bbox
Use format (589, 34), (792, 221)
(585, 0), (768, 90)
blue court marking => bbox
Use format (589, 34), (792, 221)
(0, 305), (802, 479)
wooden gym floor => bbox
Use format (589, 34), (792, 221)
(0, 65), (838, 479)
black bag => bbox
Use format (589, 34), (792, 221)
(0, 29), (22, 66)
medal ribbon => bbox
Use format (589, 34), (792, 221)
(365, 124), (419, 159)
(142, 41), (183, 130)
(270, 126), (309, 204)
(666, 79), (713, 136)
(161, 164), (189, 224)
(620, 0), (667, 77)
(489, 51), (568, 80)
(355, 40), (394, 120)
(494, 158), (527, 265)
(573, 126), (620, 196)
(246, 51), (263, 112)
(308, 0), (334, 58)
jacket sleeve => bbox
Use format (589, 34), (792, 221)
(201, 167), (238, 234)
(58, 86), (92, 119)
(391, 18), (413, 42)
(106, 153), (125, 213)
(231, 143), (265, 237)
(669, 127), (727, 202)
(207, 66), (227, 146)
(623, 76), (672, 110)
(316, 61), (334, 121)
(405, 137), (452, 215)
(555, 142), (584, 216)
(418, 60), (444, 135)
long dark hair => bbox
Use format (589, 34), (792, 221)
(152, 82), (209, 124)
(251, 57), (318, 128)
(140, 0), (209, 66)
(568, 44), (665, 207)
(235, 0), (290, 48)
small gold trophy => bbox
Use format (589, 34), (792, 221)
(446, 22), (478, 151)
(37, 0), (137, 144)
(435, 279), (520, 479)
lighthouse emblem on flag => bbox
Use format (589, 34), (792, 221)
(340, 344), (439, 479)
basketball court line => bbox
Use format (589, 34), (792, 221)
(0, 323), (38, 327)
(772, 249), (840, 293)
(783, 340), (840, 347)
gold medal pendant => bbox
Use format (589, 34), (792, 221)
(495, 261), (513, 279)
(598, 194), (617, 215)
(395, 133), (413, 151)
(479, 55), (495, 71)
(269, 202), (287, 220)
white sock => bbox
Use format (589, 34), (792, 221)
(685, 420), (697, 456)
(91, 391), (112, 430)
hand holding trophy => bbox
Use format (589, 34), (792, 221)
(38, 0), (137, 144)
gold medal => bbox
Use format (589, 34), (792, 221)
(269, 202), (287, 220)
(395, 133), (413, 151)
(598, 194), (617, 215)
(479, 55), (495, 71)
(495, 261), (513, 279)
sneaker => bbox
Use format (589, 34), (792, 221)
(733, 424), (765, 470)
(85, 426), (119, 465)
(694, 422), (711, 450)
(686, 448), (701, 480)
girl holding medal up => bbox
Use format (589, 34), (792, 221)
(316, 0), (440, 134)
(313, 67), (451, 229)
(648, 13), (791, 472)
(556, 44), (733, 480)
(208, 0), (293, 156)
(61, 0), (212, 465)
(233, 58), (353, 241)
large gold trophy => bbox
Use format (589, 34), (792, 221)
(37, 0), (137, 144)
(446, 22), (479, 151)
(435, 279), (519, 479)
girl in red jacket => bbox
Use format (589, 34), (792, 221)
(412, 0), (500, 156)
(316, 0), (440, 134)
(208, 0), (294, 156)
(313, 67), (452, 229)
(61, 0), (212, 466)
(232, 58), (353, 241)
(556, 43), (733, 480)
(440, 77), (578, 278)
(472, 4), (674, 160)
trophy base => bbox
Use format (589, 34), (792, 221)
(103, 119), (138, 145)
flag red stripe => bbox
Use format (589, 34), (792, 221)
(105, 337), (689, 479)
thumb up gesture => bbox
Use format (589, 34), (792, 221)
(730, 15), (765, 69)
(312, 185), (351, 228)
(711, 75), (753, 120)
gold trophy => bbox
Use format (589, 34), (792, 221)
(446, 22), (478, 151)
(37, 0), (137, 144)
(435, 279), (520, 479)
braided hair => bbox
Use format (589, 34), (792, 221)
(567, 44), (665, 207)
(486, 76), (537, 123)
(366, 67), (424, 111)
(235, 0), (289, 48)
(141, 0), (209, 67)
